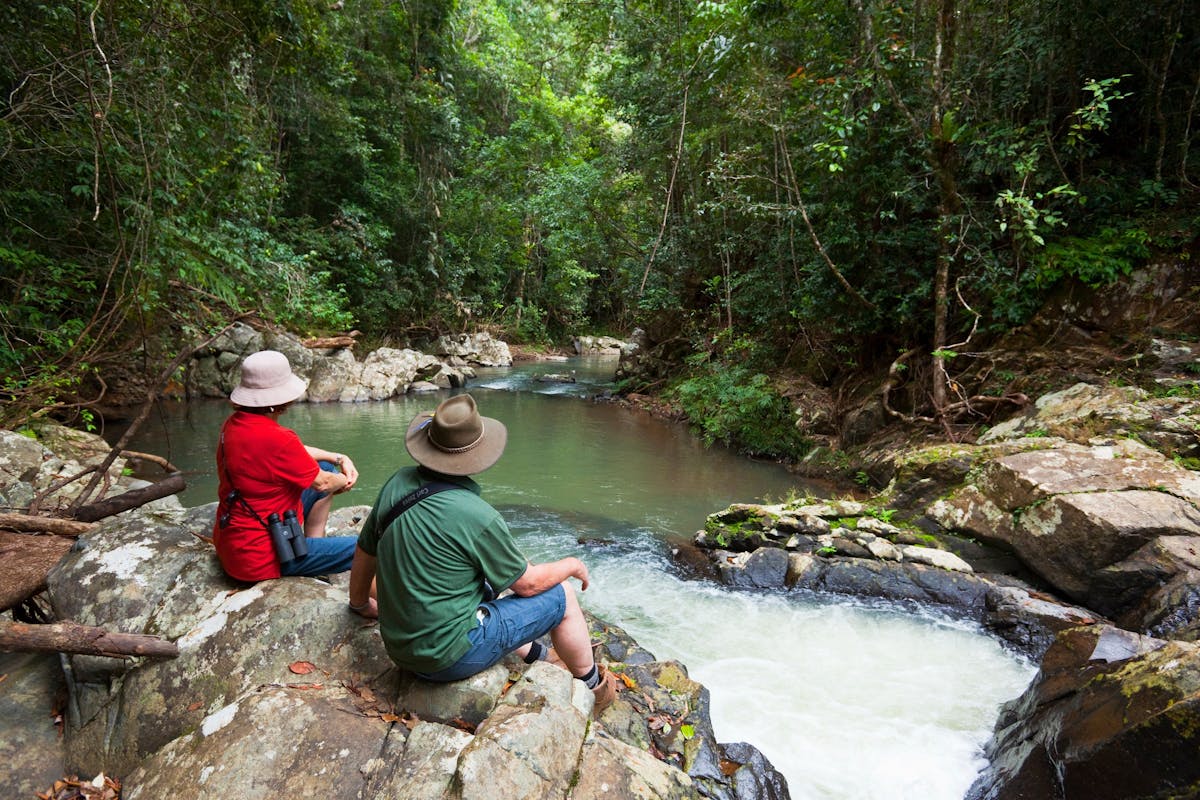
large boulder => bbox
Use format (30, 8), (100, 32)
(36, 500), (784, 798)
(928, 442), (1200, 613)
(0, 652), (66, 799)
(187, 330), (495, 402)
(433, 333), (512, 367)
(967, 625), (1200, 800)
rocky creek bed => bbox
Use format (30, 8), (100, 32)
(3, 328), (1200, 799)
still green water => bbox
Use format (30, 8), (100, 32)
(123, 358), (812, 541)
(113, 357), (1035, 800)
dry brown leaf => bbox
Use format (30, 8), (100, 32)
(380, 712), (402, 723)
(450, 717), (477, 734)
(288, 661), (317, 675)
(186, 701), (203, 712)
(287, 682), (324, 690)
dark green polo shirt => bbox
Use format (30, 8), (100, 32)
(358, 467), (528, 673)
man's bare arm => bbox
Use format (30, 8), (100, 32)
(509, 557), (590, 596)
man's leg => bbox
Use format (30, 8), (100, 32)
(546, 581), (593, 677)
(545, 582), (617, 714)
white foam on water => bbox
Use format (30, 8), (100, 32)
(519, 526), (1036, 800)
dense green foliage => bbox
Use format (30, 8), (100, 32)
(2, 0), (1196, 440)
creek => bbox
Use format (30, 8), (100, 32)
(112, 356), (1035, 800)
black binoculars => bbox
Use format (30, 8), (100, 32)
(268, 509), (309, 564)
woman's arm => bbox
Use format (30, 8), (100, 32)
(303, 446), (358, 492)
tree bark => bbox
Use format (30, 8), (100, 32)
(0, 513), (96, 537)
(72, 473), (186, 523)
(0, 620), (178, 658)
(929, 0), (960, 431)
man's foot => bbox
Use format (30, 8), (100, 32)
(591, 664), (618, 717)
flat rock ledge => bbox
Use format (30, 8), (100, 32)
(695, 500), (1099, 658)
(9, 500), (786, 800)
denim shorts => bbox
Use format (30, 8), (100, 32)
(279, 535), (357, 577)
(417, 583), (567, 682)
(300, 460), (339, 518)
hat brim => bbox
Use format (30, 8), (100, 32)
(405, 411), (508, 475)
(229, 373), (307, 408)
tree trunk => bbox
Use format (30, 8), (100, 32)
(929, 0), (960, 429)
(0, 620), (178, 658)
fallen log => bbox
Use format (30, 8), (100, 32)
(0, 531), (74, 611)
(0, 513), (95, 537)
(0, 620), (179, 658)
(302, 335), (357, 350)
(72, 472), (186, 523)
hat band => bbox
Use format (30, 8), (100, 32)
(428, 427), (485, 454)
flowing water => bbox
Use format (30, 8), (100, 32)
(112, 356), (1035, 800)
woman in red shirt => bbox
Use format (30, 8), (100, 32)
(213, 350), (361, 583)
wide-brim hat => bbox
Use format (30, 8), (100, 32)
(405, 393), (507, 475)
(229, 350), (307, 408)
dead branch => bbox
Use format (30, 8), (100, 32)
(0, 530), (75, 611)
(0, 513), (96, 537)
(0, 620), (178, 659)
(777, 129), (878, 311)
(121, 450), (179, 474)
(881, 348), (936, 425)
(640, 83), (689, 295)
(71, 473), (186, 523)
(67, 321), (240, 514)
(302, 334), (358, 350)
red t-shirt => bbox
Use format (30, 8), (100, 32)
(213, 412), (319, 581)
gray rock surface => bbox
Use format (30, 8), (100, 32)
(24, 498), (784, 799)
(188, 328), (504, 402)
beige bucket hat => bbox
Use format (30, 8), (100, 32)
(229, 350), (307, 408)
(405, 394), (507, 475)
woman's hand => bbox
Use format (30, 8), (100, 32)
(338, 455), (359, 490)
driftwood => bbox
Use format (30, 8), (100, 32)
(0, 620), (178, 658)
(72, 472), (186, 523)
(0, 531), (74, 611)
(302, 334), (359, 350)
(0, 513), (96, 537)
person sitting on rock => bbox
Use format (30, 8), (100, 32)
(213, 349), (363, 584)
(347, 393), (617, 715)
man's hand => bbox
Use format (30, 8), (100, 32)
(349, 597), (378, 619)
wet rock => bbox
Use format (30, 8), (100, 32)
(716, 547), (789, 588)
(967, 625), (1200, 800)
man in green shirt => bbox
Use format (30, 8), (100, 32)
(348, 393), (617, 714)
